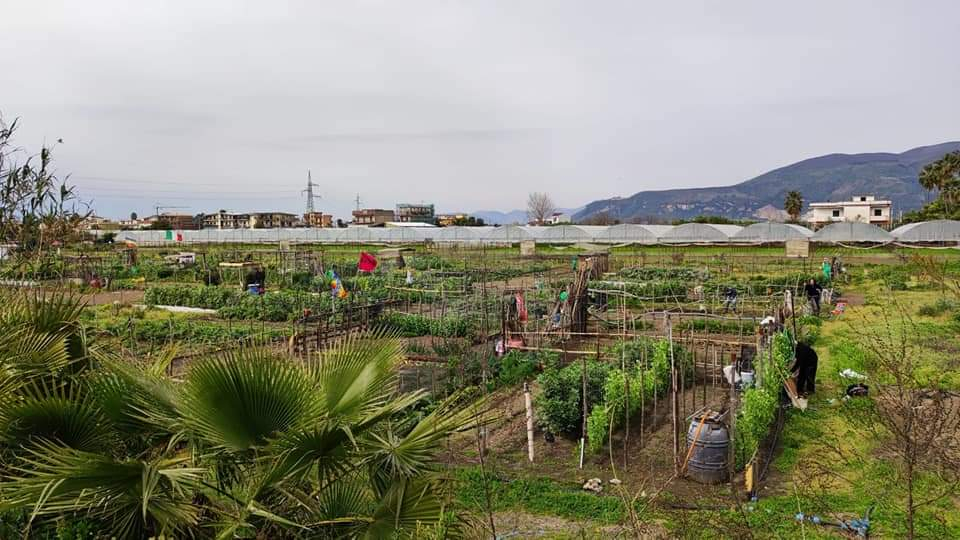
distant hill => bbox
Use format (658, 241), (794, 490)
(573, 142), (960, 223)
(472, 207), (582, 225)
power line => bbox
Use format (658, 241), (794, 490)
(72, 175), (234, 188)
(81, 193), (301, 201)
(78, 185), (280, 196)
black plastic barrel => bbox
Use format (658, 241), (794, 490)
(686, 416), (730, 484)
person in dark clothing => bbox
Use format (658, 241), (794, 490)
(722, 286), (738, 313)
(243, 266), (266, 294)
(804, 278), (822, 315)
(792, 341), (819, 395)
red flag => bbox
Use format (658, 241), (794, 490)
(176, 232), (183, 242)
(358, 252), (378, 273)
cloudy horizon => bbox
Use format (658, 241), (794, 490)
(3, 0), (958, 219)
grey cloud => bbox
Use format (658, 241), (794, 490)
(1, 0), (958, 219)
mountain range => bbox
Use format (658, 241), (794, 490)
(572, 141), (960, 223)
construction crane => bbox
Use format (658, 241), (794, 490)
(302, 170), (322, 213)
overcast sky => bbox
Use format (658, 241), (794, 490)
(3, 1), (958, 219)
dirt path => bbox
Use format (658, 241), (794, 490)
(80, 289), (145, 305)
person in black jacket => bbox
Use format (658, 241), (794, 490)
(792, 341), (818, 395)
(804, 278), (822, 315)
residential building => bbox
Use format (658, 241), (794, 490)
(143, 213), (198, 230)
(807, 195), (893, 229)
(352, 208), (394, 226)
(437, 213), (469, 226)
(548, 212), (572, 225)
(396, 203), (435, 224)
(202, 210), (250, 229)
(118, 218), (146, 229)
(201, 210), (297, 229)
(81, 214), (116, 230)
(250, 212), (297, 229)
(303, 212), (333, 228)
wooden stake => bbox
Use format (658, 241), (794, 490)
(524, 382), (535, 463)
(669, 313), (680, 473)
(580, 342), (588, 469)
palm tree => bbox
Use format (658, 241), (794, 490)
(919, 151), (960, 216)
(0, 292), (483, 538)
(783, 191), (803, 222)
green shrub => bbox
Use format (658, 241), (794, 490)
(494, 350), (539, 386)
(590, 279), (688, 303)
(734, 331), (792, 469)
(536, 359), (609, 436)
(376, 312), (474, 338)
(677, 318), (756, 335)
(917, 298), (957, 317)
(870, 265), (910, 290)
(93, 317), (288, 345)
(144, 285), (339, 322)
(734, 387), (778, 469)
(587, 339), (677, 452)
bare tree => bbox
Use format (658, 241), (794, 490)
(526, 192), (555, 225)
(579, 211), (618, 226)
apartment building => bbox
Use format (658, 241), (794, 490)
(304, 212), (334, 228)
(396, 203), (435, 223)
(352, 208), (394, 226)
(807, 195), (893, 229)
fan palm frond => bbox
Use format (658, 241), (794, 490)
(0, 326), (73, 378)
(310, 330), (405, 421)
(368, 391), (488, 480)
(87, 359), (180, 447)
(360, 478), (457, 540)
(178, 347), (321, 452)
(266, 389), (426, 486)
(1, 441), (202, 539)
(18, 291), (87, 335)
(0, 380), (114, 452)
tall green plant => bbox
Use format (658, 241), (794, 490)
(0, 292), (482, 538)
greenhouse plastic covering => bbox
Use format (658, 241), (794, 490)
(660, 223), (742, 243)
(811, 222), (893, 243)
(590, 224), (660, 244)
(732, 223), (813, 243)
(104, 220), (960, 246)
(890, 220), (960, 243)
